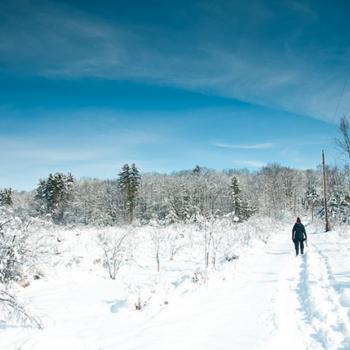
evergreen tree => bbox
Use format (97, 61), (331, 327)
(305, 185), (319, 221)
(181, 191), (192, 222)
(118, 164), (131, 222)
(230, 176), (242, 220)
(130, 163), (141, 222)
(0, 188), (13, 206)
(193, 165), (201, 176)
(130, 163), (141, 199)
(118, 163), (141, 223)
(35, 172), (74, 223)
(328, 189), (350, 223)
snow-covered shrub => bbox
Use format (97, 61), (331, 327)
(98, 228), (134, 279)
(191, 268), (207, 284)
(125, 277), (159, 311)
(194, 215), (226, 269)
(0, 211), (31, 285)
(129, 286), (151, 311)
(0, 229), (23, 285)
(150, 225), (166, 272)
(234, 215), (275, 246)
(328, 221), (350, 239)
(0, 209), (54, 285)
(0, 289), (42, 329)
(0, 209), (53, 329)
(189, 215), (278, 271)
(166, 224), (186, 261)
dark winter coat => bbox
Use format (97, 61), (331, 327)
(292, 223), (307, 242)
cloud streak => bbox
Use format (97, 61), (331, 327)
(232, 160), (267, 168)
(1, 1), (350, 122)
(213, 142), (274, 150)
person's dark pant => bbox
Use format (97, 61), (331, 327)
(294, 239), (304, 256)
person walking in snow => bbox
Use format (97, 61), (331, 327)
(292, 217), (307, 256)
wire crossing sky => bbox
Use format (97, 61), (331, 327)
(0, 0), (348, 190)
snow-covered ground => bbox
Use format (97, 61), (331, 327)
(1, 221), (350, 350)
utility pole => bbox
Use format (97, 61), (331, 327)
(322, 150), (330, 232)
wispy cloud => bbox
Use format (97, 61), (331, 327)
(213, 142), (274, 150)
(0, 110), (165, 168)
(1, 0), (350, 122)
(231, 160), (267, 168)
(0, 137), (110, 165)
(0, 0), (127, 76)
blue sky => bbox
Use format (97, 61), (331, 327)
(0, 0), (349, 190)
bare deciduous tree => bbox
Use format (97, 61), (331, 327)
(336, 116), (350, 161)
(150, 226), (164, 273)
(166, 226), (185, 261)
(98, 229), (133, 279)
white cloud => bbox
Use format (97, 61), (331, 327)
(213, 142), (274, 150)
(0, 111), (164, 168)
(231, 160), (266, 168)
(0, 138), (109, 163)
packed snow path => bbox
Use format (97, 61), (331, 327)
(266, 234), (350, 350)
(124, 229), (350, 350)
(2, 227), (350, 350)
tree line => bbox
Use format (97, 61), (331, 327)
(0, 162), (348, 227)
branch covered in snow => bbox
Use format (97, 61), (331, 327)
(0, 289), (42, 329)
(98, 228), (134, 279)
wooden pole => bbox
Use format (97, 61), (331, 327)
(322, 150), (330, 232)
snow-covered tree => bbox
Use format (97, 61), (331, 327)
(150, 224), (165, 272)
(166, 225), (186, 260)
(118, 163), (141, 223)
(0, 188), (13, 206)
(192, 165), (201, 176)
(230, 176), (242, 220)
(305, 181), (320, 222)
(98, 229), (133, 279)
(35, 173), (74, 223)
(0, 213), (30, 285)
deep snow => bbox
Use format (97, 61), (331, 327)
(1, 222), (350, 350)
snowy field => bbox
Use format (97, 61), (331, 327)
(1, 219), (350, 350)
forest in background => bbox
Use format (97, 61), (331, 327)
(1, 159), (349, 227)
